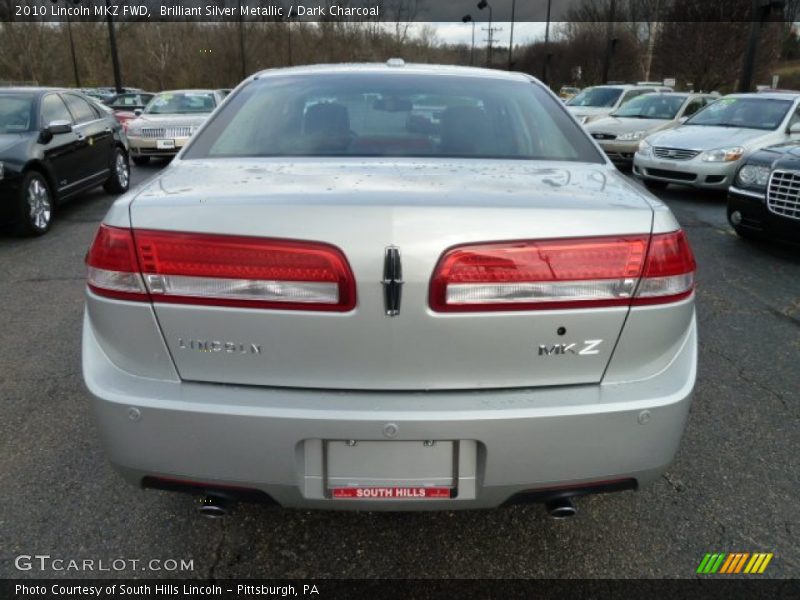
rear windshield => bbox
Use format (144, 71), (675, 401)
(567, 87), (623, 108)
(612, 94), (687, 119)
(686, 97), (792, 130)
(0, 94), (35, 133)
(184, 73), (604, 163)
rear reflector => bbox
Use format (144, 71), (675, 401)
(430, 231), (695, 312)
(86, 225), (356, 311)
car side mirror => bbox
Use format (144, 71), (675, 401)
(789, 122), (800, 135)
(134, 109), (143, 116)
(38, 120), (72, 143)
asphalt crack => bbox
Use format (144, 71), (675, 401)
(207, 518), (228, 581)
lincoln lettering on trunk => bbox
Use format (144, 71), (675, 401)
(178, 339), (262, 354)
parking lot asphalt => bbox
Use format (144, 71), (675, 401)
(0, 162), (798, 580)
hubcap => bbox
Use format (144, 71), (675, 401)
(27, 178), (51, 230)
(116, 152), (129, 188)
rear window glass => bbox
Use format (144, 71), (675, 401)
(184, 73), (604, 163)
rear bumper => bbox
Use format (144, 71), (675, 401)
(83, 310), (696, 511)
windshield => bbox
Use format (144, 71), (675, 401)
(612, 94), (686, 119)
(144, 92), (216, 115)
(686, 97), (792, 130)
(567, 87), (623, 108)
(0, 94), (35, 133)
(184, 73), (603, 163)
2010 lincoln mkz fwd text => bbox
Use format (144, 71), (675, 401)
(81, 62), (697, 515)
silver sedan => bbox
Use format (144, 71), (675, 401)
(82, 62), (697, 514)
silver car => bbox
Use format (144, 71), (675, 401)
(566, 84), (670, 124)
(82, 63), (697, 514)
(586, 93), (717, 166)
(634, 92), (800, 190)
(125, 89), (225, 165)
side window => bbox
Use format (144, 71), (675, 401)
(62, 94), (98, 124)
(40, 94), (73, 126)
(683, 99), (704, 118)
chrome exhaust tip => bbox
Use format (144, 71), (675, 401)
(545, 497), (576, 520)
(198, 495), (230, 518)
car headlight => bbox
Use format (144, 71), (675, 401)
(637, 139), (652, 156)
(701, 146), (745, 162)
(618, 130), (646, 142)
(736, 164), (771, 188)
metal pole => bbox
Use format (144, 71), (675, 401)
(487, 4), (493, 66)
(542, 0), (552, 83)
(602, 0), (616, 83)
(739, 0), (763, 92)
(471, 21), (475, 66)
(65, 15), (81, 88)
(239, 14), (246, 79)
(508, 0), (516, 70)
(106, 0), (122, 93)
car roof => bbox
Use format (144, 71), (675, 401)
(153, 89), (218, 94)
(251, 62), (534, 83)
(724, 92), (800, 101)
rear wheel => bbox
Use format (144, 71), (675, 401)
(16, 171), (53, 236)
(132, 155), (150, 166)
(643, 179), (668, 190)
(104, 147), (130, 194)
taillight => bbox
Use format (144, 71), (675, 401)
(430, 231), (695, 312)
(86, 225), (148, 301)
(86, 225), (356, 311)
(631, 230), (696, 306)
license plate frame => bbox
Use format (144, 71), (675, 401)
(325, 440), (457, 499)
(156, 139), (175, 150)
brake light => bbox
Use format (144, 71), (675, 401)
(86, 225), (356, 311)
(86, 225), (148, 301)
(430, 231), (694, 312)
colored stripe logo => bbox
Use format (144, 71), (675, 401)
(696, 552), (773, 574)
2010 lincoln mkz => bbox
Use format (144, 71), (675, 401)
(81, 62), (697, 514)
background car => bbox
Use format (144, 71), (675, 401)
(634, 92), (800, 190)
(566, 84), (671, 124)
(125, 89), (224, 165)
(0, 88), (129, 235)
(728, 142), (800, 242)
(586, 92), (717, 166)
(104, 91), (155, 129)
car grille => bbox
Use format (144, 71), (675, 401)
(653, 147), (700, 161)
(767, 170), (800, 220)
(591, 133), (617, 140)
(140, 127), (193, 139)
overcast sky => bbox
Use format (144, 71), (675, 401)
(410, 22), (550, 47)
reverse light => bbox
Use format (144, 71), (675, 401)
(429, 231), (695, 312)
(86, 225), (356, 311)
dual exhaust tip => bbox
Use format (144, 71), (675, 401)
(197, 494), (577, 519)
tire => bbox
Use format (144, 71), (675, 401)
(104, 147), (131, 194)
(132, 155), (150, 166)
(643, 179), (668, 190)
(15, 171), (54, 236)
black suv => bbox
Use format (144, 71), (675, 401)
(0, 88), (130, 235)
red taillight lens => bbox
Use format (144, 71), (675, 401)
(86, 225), (356, 311)
(86, 225), (148, 301)
(632, 230), (696, 305)
(430, 232), (695, 312)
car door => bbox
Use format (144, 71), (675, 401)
(61, 92), (113, 183)
(38, 93), (87, 192)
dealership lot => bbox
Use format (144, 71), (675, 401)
(0, 162), (798, 578)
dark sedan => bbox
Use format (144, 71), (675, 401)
(0, 88), (130, 235)
(728, 142), (800, 243)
